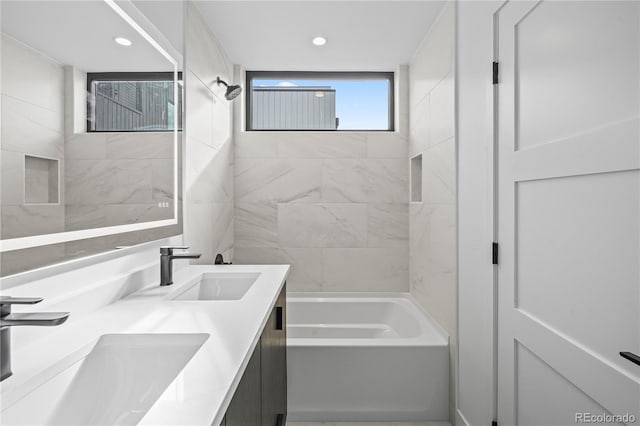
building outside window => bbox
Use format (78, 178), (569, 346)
(246, 71), (394, 131)
(87, 72), (182, 132)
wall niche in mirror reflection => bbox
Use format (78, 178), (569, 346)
(0, 0), (183, 275)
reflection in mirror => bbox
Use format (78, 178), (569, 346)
(0, 1), (183, 276)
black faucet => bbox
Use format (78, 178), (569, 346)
(214, 253), (232, 265)
(160, 246), (201, 286)
(1, 297), (69, 381)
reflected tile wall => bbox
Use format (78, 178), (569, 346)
(63, 132), (177, 234)
(1, 33), (65, 244)
(65, 159), (153, 205)
(235, 130), (409, 292)
(2, 151), (25, 206)
(1, 205), (65, 239)
(0, 244), (67, 277)
(2, 95), (64, 158)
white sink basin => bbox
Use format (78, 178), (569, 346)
(1, 333), (208, 425)
(171, 273), (260, 301)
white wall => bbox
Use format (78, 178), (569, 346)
(183, 1), (234, 263)
(456, 1), (504, 425)
(408, 1), (457, 421)
(232, 70), (410, 292)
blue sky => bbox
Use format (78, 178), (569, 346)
(254, 79), (390, 130)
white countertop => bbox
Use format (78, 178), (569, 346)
(0, 264), (289, 426)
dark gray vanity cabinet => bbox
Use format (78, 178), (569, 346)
(222, 282), (287, 426)
(222, 345), (261, 426)
(260, 283), (287, 426)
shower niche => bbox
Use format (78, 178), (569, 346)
(411, 153), (422, 203)
(24, 155), (59, 205)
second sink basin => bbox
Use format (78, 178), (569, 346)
(171, 272), (260, 301)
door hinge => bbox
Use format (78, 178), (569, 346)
(492, 421), (498, 426)
(492, 242), (499, 265)
(492, 61), (499, 84)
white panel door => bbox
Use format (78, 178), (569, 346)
(496, 1), (640, 425)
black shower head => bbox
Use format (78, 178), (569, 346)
(216, 76), (242, 101)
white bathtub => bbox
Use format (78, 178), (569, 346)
(286, 292), (449, 422)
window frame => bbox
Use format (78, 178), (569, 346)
(86, 71), (183, 133)
(245, 71), (395, 132)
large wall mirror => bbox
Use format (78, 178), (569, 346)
(0, 0), (184, 276)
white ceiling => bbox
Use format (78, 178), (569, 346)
(193, 1), (446, 71)
(1, 1), (444, 72)
(1, 1), (176, 72)
(132, 0), (184, 55)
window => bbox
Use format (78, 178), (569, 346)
(246, 71), (394, 131)
(87, 72), (182, 132)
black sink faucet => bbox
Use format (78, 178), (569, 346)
(214, 253), (232, 265)
(0, 297), (70, 381)
(160, 246), (201, 286)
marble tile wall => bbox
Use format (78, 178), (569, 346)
(234, 130), (409, 292)
(183, 1), (235, 264)
(63, 131), (177, 233)
(408, 2), (457, 420)
(1, 34), (66, 269)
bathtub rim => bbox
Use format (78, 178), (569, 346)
(286, 292), (449, 348)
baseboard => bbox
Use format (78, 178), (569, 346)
(288, 410), (447, 422)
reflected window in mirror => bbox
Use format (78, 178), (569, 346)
(87, 72), (183, 132)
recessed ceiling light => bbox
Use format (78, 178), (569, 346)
(312, 36), (327, 46)
(114, 37), (132, 47)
